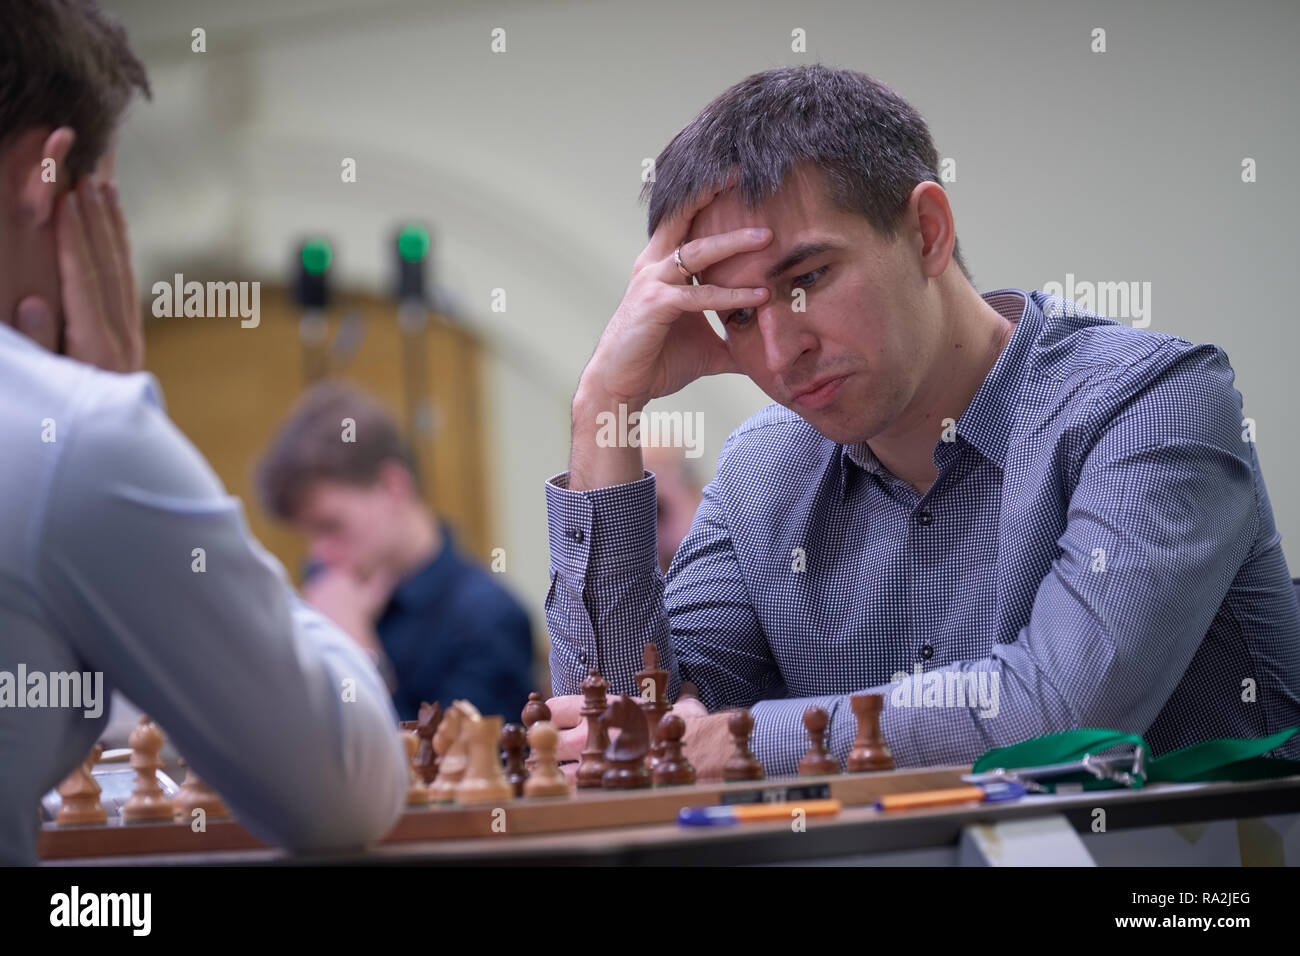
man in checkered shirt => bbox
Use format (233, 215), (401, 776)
(542, 65), (1300, 777)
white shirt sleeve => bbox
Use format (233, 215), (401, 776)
(30, 371), (407, 853)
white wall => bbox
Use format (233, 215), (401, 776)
(105, 0), (1299, 633)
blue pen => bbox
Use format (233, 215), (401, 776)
(678, 798), (843, 827)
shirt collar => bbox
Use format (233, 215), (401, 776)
(839, 288), (1040, 495)
(388, 523), (464, 611)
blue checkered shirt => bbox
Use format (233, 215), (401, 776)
(544, 289), (1300, 775)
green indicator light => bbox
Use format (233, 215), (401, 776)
(302, 239), (332, 277)
(398, 224), (430, 263)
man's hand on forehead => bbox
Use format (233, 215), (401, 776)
(681, 190), (775, 286)
(568, 168), (772, 489)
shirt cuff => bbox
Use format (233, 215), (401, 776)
(545, 470), (659, 578)
(748, 694), (856, 779)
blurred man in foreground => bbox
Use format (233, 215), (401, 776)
(0, 0), (405, 865)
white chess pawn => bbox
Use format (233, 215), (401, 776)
(523, 721), (570, 798)
(173, 759), (230, 821)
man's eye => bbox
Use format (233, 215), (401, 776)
(793, 265), (828, 288)
(724, 267), (826, 326)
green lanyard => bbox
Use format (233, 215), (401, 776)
(970, 727), (1300, 792)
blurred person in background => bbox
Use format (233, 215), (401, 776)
(256, 383), (534, 721)
(643, 444), (705, 574)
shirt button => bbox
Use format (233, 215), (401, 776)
(916, 510), (933, 526)
(919, 644), (934, 661)
(569, 529), (585, 544)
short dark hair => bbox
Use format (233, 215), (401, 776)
(0, 0), (152, 181)
(255, 383), (418, 521)
(641, 64), (970, 282)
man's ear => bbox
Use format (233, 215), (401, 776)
(16, 126), (76, 227)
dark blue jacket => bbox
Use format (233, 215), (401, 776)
(377, 527), (534, 722)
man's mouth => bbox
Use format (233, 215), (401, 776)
(790, 374), (850, 411)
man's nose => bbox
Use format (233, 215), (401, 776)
(309, 539), (339, 566)
(758, 298), (816, 379)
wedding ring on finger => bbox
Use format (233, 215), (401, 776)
(673, 246), (695, 282)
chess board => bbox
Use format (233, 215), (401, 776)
(38, 763), (970, 861)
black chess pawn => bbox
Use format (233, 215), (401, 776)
(798, 705), (840, 776)
(652, 713), (695, 786)
(521, 692), (551, 772)
(723, 709), (764, 781)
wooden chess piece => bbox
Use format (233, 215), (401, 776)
(652, 713), (695, 786)
(722, 710), (765, 781)
(576, 668), (609, 789)
(522, 722), (570, 798)
(402, 730), (431, 806)
(415, 700), (443, 784)
(56, 743), (107, 826)
(798, 706), (840, 776)
(172, 758), (230, 821)
(454, 714), (514, 805)
(600, 696), (652, 789)
(521, 692), (551, 772)
(122, 715), (174, 822)
(429, 700), (479, 802)
(501, 722), (529, 797)
(847, 693), (895, 772)
(635, 643), (671, 772)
